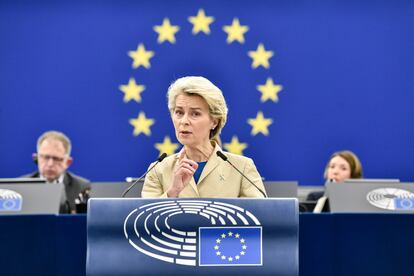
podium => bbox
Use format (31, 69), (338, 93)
(87, 198), (298, 276)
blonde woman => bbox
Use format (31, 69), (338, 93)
(142, 76), (266, 198)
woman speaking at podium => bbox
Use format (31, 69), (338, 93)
(141, 76), (266, 198)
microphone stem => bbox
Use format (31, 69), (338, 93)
(121, 160), (159, 198)
(226, 159), (267, 198)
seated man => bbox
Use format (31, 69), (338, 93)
(25, 130), (90, 213)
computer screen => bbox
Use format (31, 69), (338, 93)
(327, 182), (414, 213)
(264, 181), (298, 198)
(0, 178), (46, 184)
(343, 178), (400, 184)
(90, 181), (144, 198)
(0, 180), (63, 215)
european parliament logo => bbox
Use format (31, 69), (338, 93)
(123, 200), (263, 267)
(0, 189), (22, 211)
(366, 188), (414, 211)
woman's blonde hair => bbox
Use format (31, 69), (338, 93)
(167, 76), (228, 141)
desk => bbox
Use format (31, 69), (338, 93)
(300, 214), (414, 275)
(0, 214), (413, 276)
(0, 215), (87, 276)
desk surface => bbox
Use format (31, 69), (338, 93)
(0, 214), (413, 276)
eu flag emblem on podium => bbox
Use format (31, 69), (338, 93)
(199, 227), (262, 266)
(395, 198), (414, 210)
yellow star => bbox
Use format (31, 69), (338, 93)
(119, 78), (145, 103)
(223, 18), (249, 44)
(155, 136), (179, 156)
(129, 112), (155, 136)
(153, 18), (180, 44)
(223, 136), (248, 155)
(248, 43), (274, 69)
(247, 111), (273, 136)
(128, 43), (154, 69)
(188, 9), (214, 35)
(257, 77), (283, 102)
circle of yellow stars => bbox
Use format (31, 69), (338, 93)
(214, 231), (247, 262)
(119, 8), (284, 156)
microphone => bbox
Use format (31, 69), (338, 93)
(216, 151), (267, 198)
(121, 153), (167, 198)
(32, 153), (38, 165)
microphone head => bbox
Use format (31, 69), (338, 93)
(216, 151), (228, 161)
(158, 153), (168, 162)
(32, 153), (38, 165)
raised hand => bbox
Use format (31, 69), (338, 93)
(167, 150), (198, 197)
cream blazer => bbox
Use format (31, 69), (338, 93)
(141, 143), (266, 198)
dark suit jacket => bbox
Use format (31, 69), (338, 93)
(25, 171), (90, 213)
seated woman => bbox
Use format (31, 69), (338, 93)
(141, 76), (267, 198)
(307, 150), (363, 201)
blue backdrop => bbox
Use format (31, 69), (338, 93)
(1, 0), (413, 185)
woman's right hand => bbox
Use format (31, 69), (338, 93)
(167, 150), (198, 197)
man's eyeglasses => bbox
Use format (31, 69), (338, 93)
(38, 154), (66, 163)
